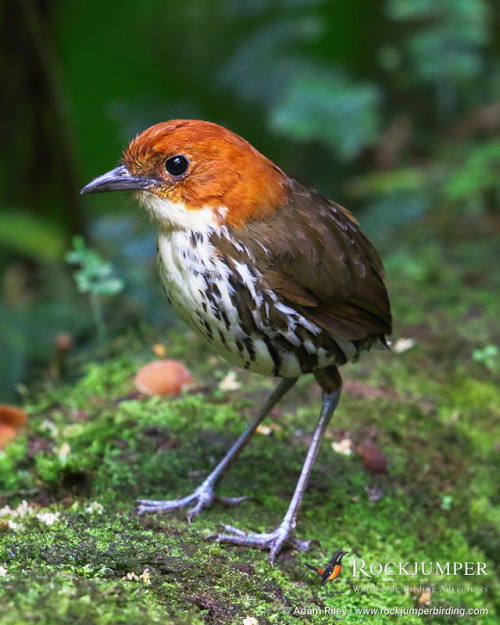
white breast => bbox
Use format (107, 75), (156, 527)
(157, 226), (299, 376)
(156, 226), (354, 378)
(144, 194), (352, 376)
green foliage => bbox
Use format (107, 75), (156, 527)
(441, 495), (453, 511)
(472, 345), (499, 372)
(0, 210), (66, 262)
(270, 68), (380, 160)
(362, 190), (431, 240)
(0, 297), (91, 403)
(219, 3), (380, 161)
(443, 140), (500, 213)
(65, 236), (125, 342)
(65, 236), (124, 298)
(348, 167), (435, 238)
(0, 307), (27, 402)
(386, 0), (492, 110)
(219, 13), (324, 106)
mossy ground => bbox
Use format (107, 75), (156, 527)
(1, 216), (499, 624)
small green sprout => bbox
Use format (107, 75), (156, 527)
(472, 345), (499, 372)
(65, 236), (124, 341)
(441, 495), (453, 511)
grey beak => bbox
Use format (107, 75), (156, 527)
(80, 165), (158, 195)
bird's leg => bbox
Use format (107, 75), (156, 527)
(137, 377), (298, 520)
(217, 366), (342, 565)
(328, 581), (344, 595)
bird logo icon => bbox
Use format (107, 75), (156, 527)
(304, 550), (349, 595)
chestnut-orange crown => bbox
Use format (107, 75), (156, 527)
(122, 120), (291, 228)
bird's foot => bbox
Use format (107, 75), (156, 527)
(216, 522), (318, 565)
(137, 481), (252, 522)
(325, 588), (345, 596)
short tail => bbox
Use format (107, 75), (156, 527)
(304, 563), (322, 575)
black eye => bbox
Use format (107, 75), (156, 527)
(165, 155), (189, 177)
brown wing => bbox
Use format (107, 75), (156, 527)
(227, 181), (392, 342)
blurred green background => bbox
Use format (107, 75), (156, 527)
(1, 0), (500, 401)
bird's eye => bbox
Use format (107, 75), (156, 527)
(165, 155), (189, 177)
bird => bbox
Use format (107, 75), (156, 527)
(80, 119), (392, 565)
(304, 549), (349, 595)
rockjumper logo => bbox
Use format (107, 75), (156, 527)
(352, 559), (488, 578)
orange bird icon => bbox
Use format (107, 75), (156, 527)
(304, 550), (349, 595)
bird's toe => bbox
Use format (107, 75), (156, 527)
(215, 522), (314, 564)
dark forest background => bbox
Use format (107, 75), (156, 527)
(1, 0), (500, 401)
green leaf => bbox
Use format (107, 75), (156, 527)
(0, 209), (66, 262)
(270, 68), (380, 160)
(444, 140), (500, 203)
(66, 236), (125, 297)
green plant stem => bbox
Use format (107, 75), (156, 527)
(89, 292), (106, 343)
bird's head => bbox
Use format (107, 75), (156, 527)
(332, 550), (349, 564)
(81, 119), (291, 231)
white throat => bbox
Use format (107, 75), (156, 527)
(139, 192), (223, 232)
